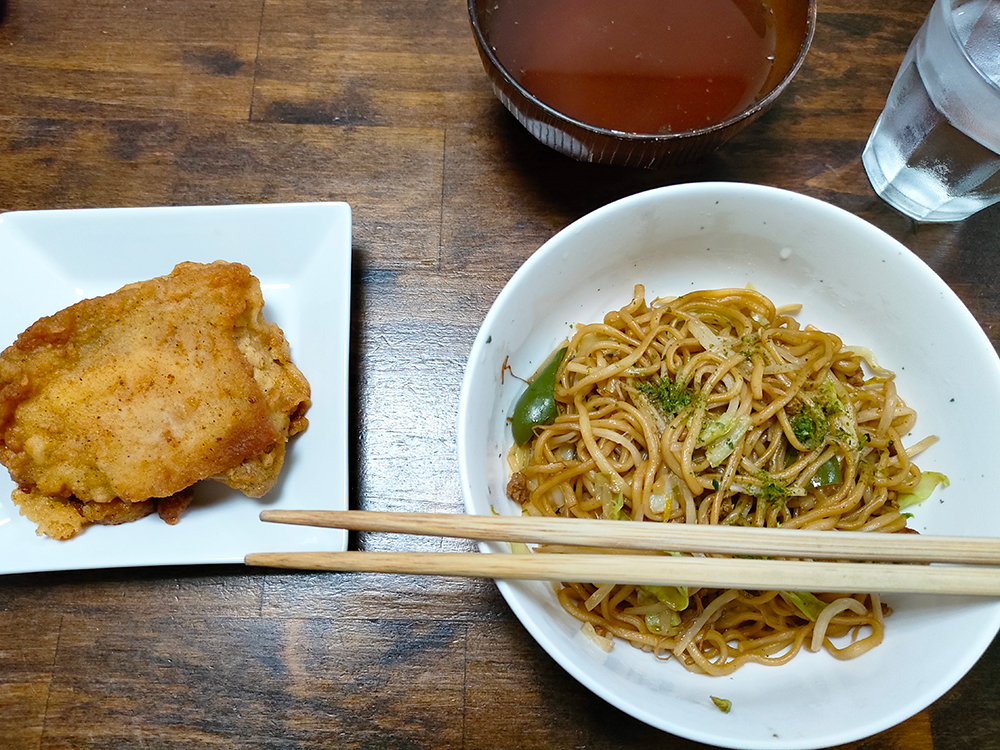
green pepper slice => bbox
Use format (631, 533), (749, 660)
(511, 347), (567, 445)
(809, 456), (842, 487)
(786, 447), (842, 488)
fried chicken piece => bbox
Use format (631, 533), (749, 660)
(156, 487), (194, 526)
(0, 261), (310, 539)
(11, 487), (158, 541)
(10, 487), (194, 541)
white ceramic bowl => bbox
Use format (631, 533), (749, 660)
(457, 182), (1000, 749)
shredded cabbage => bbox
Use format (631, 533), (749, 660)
(644, 612), (662, 634)
(639, 584), (689, 612)
(711, 696), (732, 713)
(898, 471), (950, 509)
(699, 413), (734, 444)
(705, 415), (752, 467)
(603, 490), (627, 520)
(781, 591), (828, 621)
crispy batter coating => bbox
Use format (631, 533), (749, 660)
(10, 488), (158, 541)
(0, 261), (311, 539)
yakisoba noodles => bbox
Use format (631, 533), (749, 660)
(505, 286), (942, 675)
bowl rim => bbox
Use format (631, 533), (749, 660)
(467, 0), (818, 141)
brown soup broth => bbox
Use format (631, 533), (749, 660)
(488, 0), (777, 135)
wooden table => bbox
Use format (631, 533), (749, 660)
(2, 0), (998, 747)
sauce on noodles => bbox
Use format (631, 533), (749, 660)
(506, 286), (937, 675)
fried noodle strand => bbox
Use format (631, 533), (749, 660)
(507, 286), (932, 674)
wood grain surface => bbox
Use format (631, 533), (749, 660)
(2, 0), (999, 747)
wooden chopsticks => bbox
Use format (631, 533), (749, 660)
(244, 510), (1000, 596)
(254, 509), (1000, 564)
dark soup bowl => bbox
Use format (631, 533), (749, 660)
(469, 0), (816, 168)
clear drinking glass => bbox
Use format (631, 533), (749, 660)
(862, 0), (1000, 223)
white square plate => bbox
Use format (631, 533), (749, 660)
(0, 202), (352, 573)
